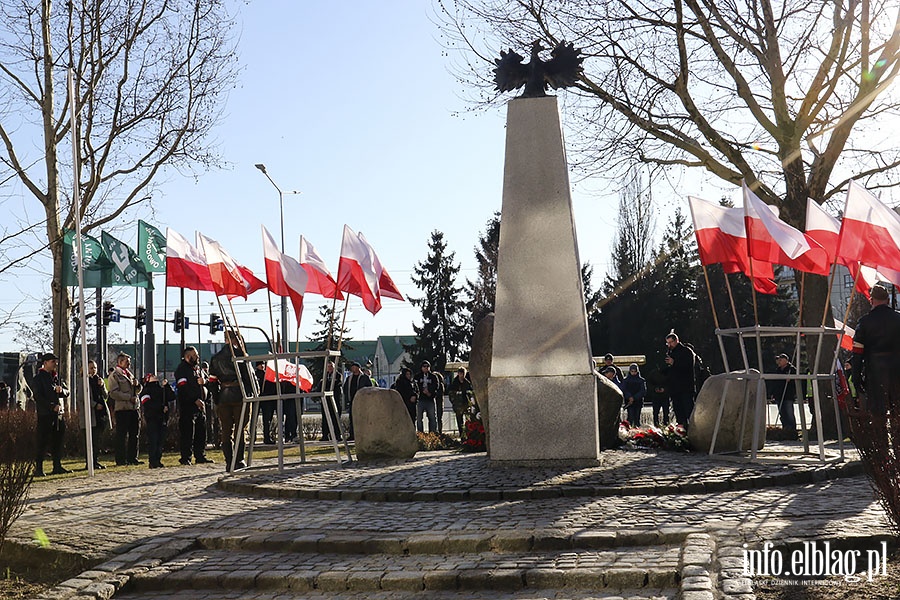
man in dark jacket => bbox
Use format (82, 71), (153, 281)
(769, 353), (803, 439)
(414, 360), (440, 433)
(342, 362), (371, 440)
(321, 361), (343, 441)
(209, 330), (253, 471)
(33, 353), (70, 476)
(447, 368), (473, 438)
(852, 285), (900, 416)
(393, 367), (418, 422)
(664, 333), (696, 430)
(255, 362), (278, 444)
(175, 346), (213, 465)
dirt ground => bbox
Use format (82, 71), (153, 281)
(0, 566), (57, 599)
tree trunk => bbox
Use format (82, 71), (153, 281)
(801, 273), (840, 439)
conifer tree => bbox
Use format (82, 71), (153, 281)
(306, 304), (352, 385)
(405, 231), (468, 372)
(465, 212), (500, 335)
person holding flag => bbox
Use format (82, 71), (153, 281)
(208, 329), (253, 471)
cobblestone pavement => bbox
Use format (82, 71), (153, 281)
(5, 442), (890, 599)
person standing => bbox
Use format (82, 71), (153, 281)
(393, 367), (418, 422)
(107, 353), (143, 465)
(664, 333), (696, 430)
(769, 353), (801, 439)
(175, 346), (214, 465)
(342, 362), (371, 440)
(447, 368), (473, 438)
(622, 363), (647, 428)
(255, 362), (277, 444)
(0, 381), (11, 410)
(140, 373), (172, 468)
(602, 354), (625, 381)
(33, 353), (70, 476)
(321, 361), (343, 441)
(645, 366), (670, 427)
(76, 360), (110, 470)
(414, 360), (439, 433)
(209, 330), (252, 471)
(851, 284), (900, 416)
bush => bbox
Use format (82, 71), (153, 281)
(0, 410), (36, 554)
(848, 405), (900, 535)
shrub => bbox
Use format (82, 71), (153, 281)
(0, 410), (36, 554)
(848, 406), (900, 535)
(416, 432), (460, 451)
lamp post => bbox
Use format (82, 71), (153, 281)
(255, 163), (301, 351)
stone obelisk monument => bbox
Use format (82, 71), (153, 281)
(487, 49), (599, 464)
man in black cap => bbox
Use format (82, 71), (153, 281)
(769, 353), (801, 439)
(852, 284), (900, 416)
(602, 354), (624, 382)
(33, 353), (70, 476)
(414, 360), (440, 433)
(342, 362), (371, 440)
(174, 346), (214, 465)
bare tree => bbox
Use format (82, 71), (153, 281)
(0, 0), (238, 379)
(438, 0), (900, 329)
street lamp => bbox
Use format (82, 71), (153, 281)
(255, 163), (301, 351)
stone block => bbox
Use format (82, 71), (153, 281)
(469, 313), (494, 442)
(689, 371), (765, 453)
(488, 374), (599, 464)
(351, 388), (417, 460)
(597, 372), (624, 449)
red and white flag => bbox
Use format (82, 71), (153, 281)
(264, 360), (314, 392)
(197, 233), (250, 299)
(357, 231), (404, 302)
(236, 266), (267, 298)
(833, 317), (856, 352)
(336, 224), (381, 314)
(836, 180), (900, 273)
(688, 195), (777, 294)
(806, 199), (879, 299)
(262, 226), (309, 324)
(299, 236), (343, 300)
(165, 228), (214, 291)
(743, 182), (830, 276)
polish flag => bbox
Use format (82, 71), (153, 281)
(236, 266), (267, 298)
(299, 236), (343, 300)
(264, 360), (314, 392)
(833, 317), (856, 352)
(688, 196), (777, 294)
(165, 228), (214, 291)
(743, 182), (830, 276)
(197, 233), (249, 299)
(336, 224), (381, 314)
(836, 180), (900, 273)
(357, 231), (404, 302)
(806, 199), (878, 299)
(262, 226), (308, 324)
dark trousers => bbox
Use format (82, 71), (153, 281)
(146, 419), (167, 466)
(320, 396), (341, 441)
(179, 404), (207, 460)
(626, 400), (643, 427)
(652, 397), (670, 427)
(283, 400), (298, 441)
(115, 409), (139, 464)
(404, 400), (416, 423)
(435, 396), (444, 433)
(216, 401), (247, 469)
(778, 398), (797, 432)
(671, 392), (695, 429)
(84, 425), (103, 466)
(36, 414), (65, 471)
(260, 399), (276, 443)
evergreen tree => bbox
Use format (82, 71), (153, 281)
(465, 212), (500, 335)
(306, 304), (353, 385)
(405, 231), (469, 372)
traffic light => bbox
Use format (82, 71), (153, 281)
(208, 313), (224, 335)
(174, 309), (183, 332)
(136, 306), (146, 328)
(102, 301), (114, 325)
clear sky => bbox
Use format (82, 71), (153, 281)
(1, 1), (692, 351)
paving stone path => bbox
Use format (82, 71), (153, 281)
(5, 442), (891, 599)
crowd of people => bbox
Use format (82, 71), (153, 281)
(600, 332), (709, 432)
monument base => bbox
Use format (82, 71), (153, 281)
(487, 373), (599, 466)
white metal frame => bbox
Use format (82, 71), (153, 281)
(709, 325), (846, 463)
(224, 349), (350, 474)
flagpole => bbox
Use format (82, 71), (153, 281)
(724, 273), (741, 329)
(196, 290), (202, 351)
(820, 262), (839, 327)
(163, 289), (169, 378)
(179, 287), (186, 356)
(69, 65), (95, 477)
(145, 276), (156, 374)
(701, 265), (720, 330)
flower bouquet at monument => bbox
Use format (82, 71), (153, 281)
(618, 423), (690, 452)
(461, 407), (486, 453)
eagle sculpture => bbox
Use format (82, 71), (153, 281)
(493, 40), (584, 98)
